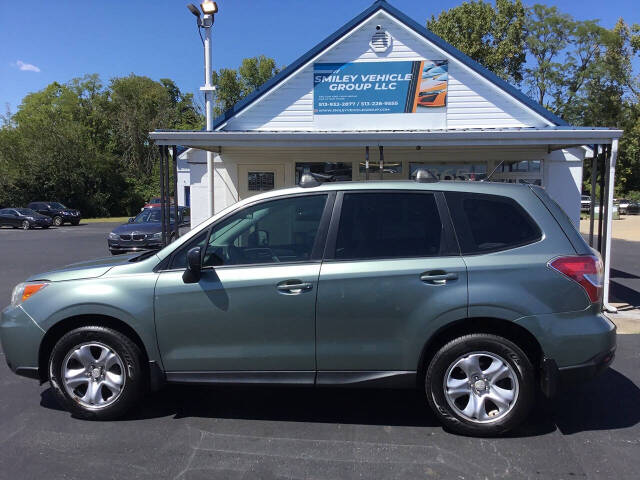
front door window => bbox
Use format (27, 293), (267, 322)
(203, 194), (328, 267)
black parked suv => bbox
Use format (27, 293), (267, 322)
(28, 202), (81, 226)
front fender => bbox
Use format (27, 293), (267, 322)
(21, 273), (162, 365)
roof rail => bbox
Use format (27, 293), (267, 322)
(412, 168), (439, 183)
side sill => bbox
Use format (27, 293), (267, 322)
(166, 371), (315, 385)
(164, 370), (417, 388)
(316, 371), (416, 388)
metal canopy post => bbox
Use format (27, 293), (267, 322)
(378, 146), (384, 180)
(588, 145), (599, 247)
(597, 147), (606, 253)
(172, 145), (179, 240)
(164, 145), (171, 245)
(159, 146), (167, 247)
(365, 146), (370, 181)
(602, 139), (619, 312)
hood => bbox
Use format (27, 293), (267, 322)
(112, 222), (175, 234)
(26, 253), (139, 283)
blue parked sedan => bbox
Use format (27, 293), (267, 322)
(0, 208), (53, 229)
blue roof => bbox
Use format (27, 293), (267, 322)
(211, 0), (567, 130)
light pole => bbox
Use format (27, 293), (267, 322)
(187, 2), (218, 217)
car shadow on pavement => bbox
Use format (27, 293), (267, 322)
(549, 368), (640, 435)
(611, 280), (640, 308)
(39, 368), (639, 437)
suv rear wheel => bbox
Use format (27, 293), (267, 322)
(425, 333), (534, 436)
(52, 215), (63, 226)
(48, 326), (146, 420)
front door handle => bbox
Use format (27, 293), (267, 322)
(420, 271), (458, 285)
(276, 280), (313, 294)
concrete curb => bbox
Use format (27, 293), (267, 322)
(606, 311), (640, 334)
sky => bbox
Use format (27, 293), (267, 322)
(1, 0), (639, 114)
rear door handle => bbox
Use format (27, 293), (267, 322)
(276, 280), (313, 294)
(420, 272), (458, 285)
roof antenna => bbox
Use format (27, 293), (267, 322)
(482, 160), (506, 182)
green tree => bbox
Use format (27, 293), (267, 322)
(212, 55), (281, 114)
(106, 74), (202, 211)
(0, 74), (202, 216)
(427, 0), (527, 84)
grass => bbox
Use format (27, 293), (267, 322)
(82, 217), (130, 224)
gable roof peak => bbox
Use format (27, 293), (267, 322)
(211, 0), (566, 130)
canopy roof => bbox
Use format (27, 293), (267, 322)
(150, 127), (622, 150)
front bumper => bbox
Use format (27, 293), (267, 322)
(62, 214), (81, 223)
(107, 239), (162, 253)
(0, 304), (44, 380)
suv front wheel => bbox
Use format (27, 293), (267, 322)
(425, 333), (535, 436)
(48, 326), (146, 420)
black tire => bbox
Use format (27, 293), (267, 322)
(52, 215), (63, 226)
(425, 333), (535, 436)
(48, 326), (146, 420)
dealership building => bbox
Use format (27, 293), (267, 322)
(150, 1), (622, 305)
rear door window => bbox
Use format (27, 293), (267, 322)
(334, 192), (446, 260)
(445, 192), (541, 254)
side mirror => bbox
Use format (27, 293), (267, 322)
(128, 217), (134, 223)
(182, 246), (202, 283)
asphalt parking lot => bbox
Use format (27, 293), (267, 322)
(1, 223), (639, 479)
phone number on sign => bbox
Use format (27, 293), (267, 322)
(317, 101), (400, 107)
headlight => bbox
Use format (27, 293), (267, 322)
(152, 232), (162, 239)
(108, 232), (119, 240)
(11, 282), (48, 306)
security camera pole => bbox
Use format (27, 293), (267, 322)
(188, 2), (218, 218)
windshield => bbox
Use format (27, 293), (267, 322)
(16, 208), (38, 216)
(133, 209), (176, 223)
(49, 202), (66, 209)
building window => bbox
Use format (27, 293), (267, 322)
(359, 160), (403, 175)
(295, 162), (352, 184)
(499, 160), (541, 173)
(409, 163), (487, 181)
(490, 160), (543, 185)
(248, 172), (275, 191)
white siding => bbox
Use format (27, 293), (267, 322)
(223, 11), (549, 132)
(544, 148), (585, 227)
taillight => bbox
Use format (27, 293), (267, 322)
(548, 255), (603, 303)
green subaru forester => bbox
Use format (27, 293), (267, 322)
(0, 176), (616, 436)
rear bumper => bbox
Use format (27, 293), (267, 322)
(541, 347), (615, 397)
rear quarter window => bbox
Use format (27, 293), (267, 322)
(445, 192), (542, 254)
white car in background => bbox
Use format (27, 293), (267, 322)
(617, 198), (630, 215)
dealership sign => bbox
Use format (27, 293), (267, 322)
(313, 60), (448, 129)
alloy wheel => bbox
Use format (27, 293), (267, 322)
(61, 342), (126, 409)
(21, 220), (30, 230)
(53, 216), (63, 226)
(443, 351), (519, 423)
